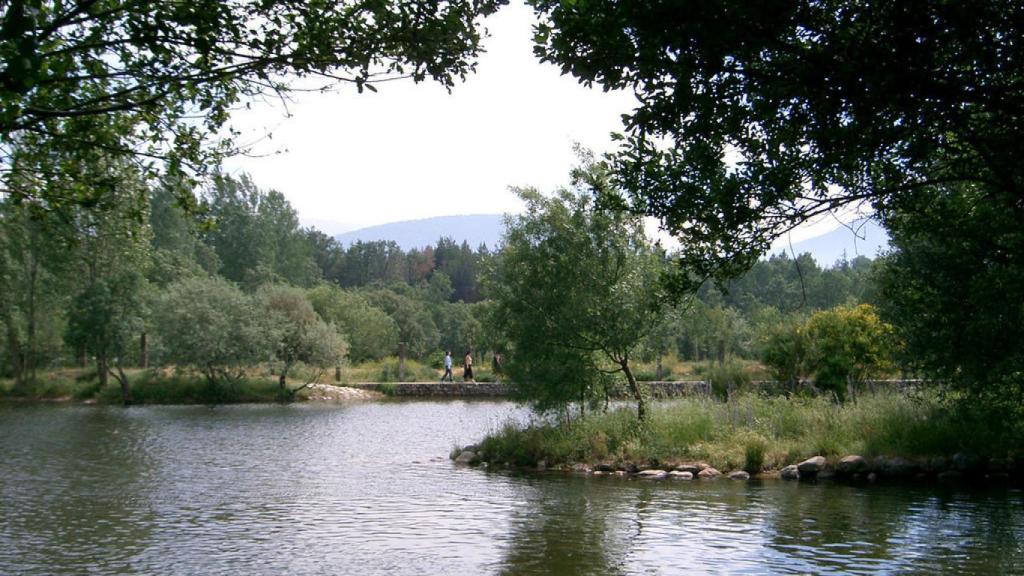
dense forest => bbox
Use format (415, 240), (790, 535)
(0, 167), (882, 401)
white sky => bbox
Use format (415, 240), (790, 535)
(223, 1), (634, 235)
(223, 1), (851, 245)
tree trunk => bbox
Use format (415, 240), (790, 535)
(398, 342), (406, 382)
(621, 360), (646, 422)
(335, 365), (342, 382)
(2, 301), (25, 388)
(114, 364), (132, 405)
(656, 353), (663, 381)
(140, 333), (148, 369)
(97, 354), (109, 389)
(25, 254), (37, 382)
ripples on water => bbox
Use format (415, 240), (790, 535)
(0, 401), (1021, 575)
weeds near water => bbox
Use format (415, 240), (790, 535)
(474, 389), (1024, 471)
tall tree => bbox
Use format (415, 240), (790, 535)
(258, 285), (346, 398)
(62, 161), (152, 401)
(152, 276), (277, 387)
(202, 173), (316, 287)
(491, 162), (666, 420)
(0, 199), (68, 386)
(307, 284), (399, 363)
(875, 183), (1024, 405)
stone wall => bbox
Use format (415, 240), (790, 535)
(346, 379), (923, 398)
(350, 382), (511, 397)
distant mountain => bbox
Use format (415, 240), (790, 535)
(775, 218), (890, 266)
(336, 213), (889, 267)
(334, 214), (506, 250)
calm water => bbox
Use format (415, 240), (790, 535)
(1, 401), (1022, 575)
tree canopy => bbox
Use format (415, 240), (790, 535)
(1, 0), (505, 205)
(528, 0), (1024, 284)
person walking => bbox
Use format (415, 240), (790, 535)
(441, 350), (453, 383)
(463, 349), (474, 383)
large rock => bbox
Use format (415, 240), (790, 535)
(674, 463), (706, 475)
(780, 465), (800, 480)
(988, 457), (1012, 473)
(571, 463), (592, 474)
(698, 467), (722, 480)
(728, 470), (750, 480)
(876, 456), (917, 478)
(636, 469), (669, 480)
(454, 451), (477, 466)
(953, 452), (983, 472)
(937, 470), (963, 482)
(797, 456), (827, 475)
(836, 455), (867, 475)
(669, 471), (694, 480)
(924, 456), (951, 474)
(594, 463), (615, 473)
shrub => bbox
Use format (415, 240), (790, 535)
(700, 360), (752, 400)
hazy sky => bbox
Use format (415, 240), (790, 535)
(222, 1), (863, 247)
(223, 1), (634, 235)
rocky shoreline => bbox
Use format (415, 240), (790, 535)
(303, 383), (383, 402)
(450, 448), (1022, 485)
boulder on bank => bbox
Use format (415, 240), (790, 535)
(953, 452), (983, 472)
(988, 457), (1012, 473)
(698, 467), (722, 480)
(797, 456), (826, 475)
(669, 471), (694, 480)
(924, 456), (950, 474)
(781, 465), (800, 480)
(875, 456), (917, 478)
(836, 455), (867, 475)
(454, 451), (478, 466)
(728, 470), (750, 480)
(637, 469), (669, 480)
(674, 463), (706, 475)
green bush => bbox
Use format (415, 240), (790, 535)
(376, 358), (436, 382)
(469, 389), (1024, 472)
(699, 361), (752, 400)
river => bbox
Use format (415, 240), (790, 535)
(0, 401), (1021, 574)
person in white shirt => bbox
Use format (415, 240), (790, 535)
(441, 350), (453, 383)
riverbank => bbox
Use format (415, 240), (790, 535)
(0, 370), (382, 405)
(452, 390), (1024, 484)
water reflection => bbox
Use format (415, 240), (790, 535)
(0, 402), (1021, 575)
(498, 476), (630, 575)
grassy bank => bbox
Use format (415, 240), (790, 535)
(0, 368), (304, 404)
(475, 390), (1023, 472)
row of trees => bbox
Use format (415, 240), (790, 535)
(1, 155), (888, 411)
(0, 168), (494, 402)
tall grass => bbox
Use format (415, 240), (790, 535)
(0, 368), (298, 405)
(475, 390), (1024, 471)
